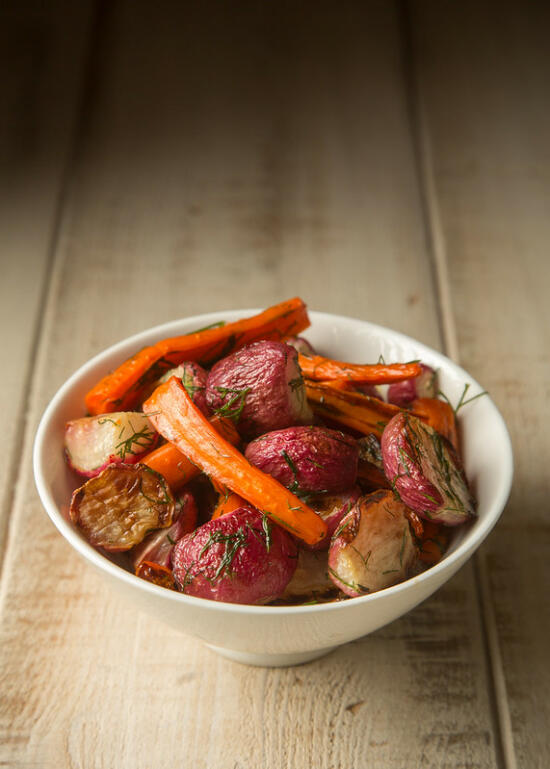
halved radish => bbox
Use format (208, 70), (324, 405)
(64, 412), (158, 477)
(70, 464), (175, 552)
(328, 490), (418, 597)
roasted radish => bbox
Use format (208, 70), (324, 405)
(130, 490), (198, 570)
(64, 412), (157, 477)
(284, 336), (316, 356)
(172, 508), (297, 604)
(244, 425), (359, 495)
(160, 361), (209, 416)
(381, 412), (475, 526)
(307, 488), (362, 550)
(387, 364), (437, 407)
(205, 341), (313, 439)
(281, 549), (335, 601)
(328, 490), (418, 597)
(70, 464), (175, 551)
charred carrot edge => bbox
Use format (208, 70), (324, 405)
(143, 378), (327, 546)
(410, 397), (459, 451)
(135, 561), (177, 590)
(211, 491), (248, 520)
(85, 297), (310, 415)
(304, 380), (409, 438)
(418, 521), (450, 565)
(298, 354), (422, 384)
(142, 415), (240, 491)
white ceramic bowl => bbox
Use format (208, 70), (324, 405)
(33, 310), (513, 667)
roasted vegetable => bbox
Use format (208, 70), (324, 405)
(387, 364), (437, 407)
(141, 414), (240, 491)
(130, 490), (197, 570)
(85, 297), (310, 414)
(135, 561), (177, 590)
(305, 380), (406, 438)
(206, 340), (313, 439)
(410, 397), (459, 452)
(307, 488), (362, 550)
(381, 412), (475, 526)
(172, 508), (298, 604)
(298, 354), (422, 384)
(159, 361), (209, 416)
(70, 464), (175, 551)
(244, 426), (359, 495)
(64, 412), (158, 477)
(356, 434), (390, 490)
(144, 377), (328, 545)
(284, 336), (316, 356)
(328, 490), (418, 597)
(281, 549), (336, 601)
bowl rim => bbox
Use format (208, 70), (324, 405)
(33, 308), (514, 616)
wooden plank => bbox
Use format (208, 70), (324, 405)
(410, 1), (550, 766)
(0, 0), (94, 562)
(0, 2), (499, 767)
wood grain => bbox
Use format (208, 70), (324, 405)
(411, 0), (550, 765)
(0, 0), (94, 563)
(0, 2), (501, 767)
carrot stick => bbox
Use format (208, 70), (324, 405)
(143, 378), (327, 546)
(410, 398), (459, 451)
(142, 415), (240, 491)
(298, 354), (422, 384)
(305, 380), (407, 438)
(86, 297), (310, 415)
(211, 491), (248, 520)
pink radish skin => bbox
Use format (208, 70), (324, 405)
(328, 490), (418, 597)
(205, 341), (313, 439)
(387, 364), (437, 407)
(172, 508), (298, 604)
(65, 412), (158, 478)
(381, 412), (475, 526)
(244, 426), (359, 494)
(130, 491), (198, 570)
(160, 362), (209, 416)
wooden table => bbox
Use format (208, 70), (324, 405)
(1, 1), (548, 766)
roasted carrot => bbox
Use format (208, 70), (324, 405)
(86, 297), (310, 415)
(417, 521), (451, 565)
(211, 491), (248, 520)
(298, 354), (421, 384)
(410, 397), (459, 451)
(143, 378), (327, 546)
(135, 561), (177, 590)
(142, 415), (239, 491)
(305, 380), (408, 438)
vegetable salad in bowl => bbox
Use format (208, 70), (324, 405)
(61, 298), (481, 606)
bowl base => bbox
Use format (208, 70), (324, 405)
(205, 643), (336, 667)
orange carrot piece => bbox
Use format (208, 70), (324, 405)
(211, 491), (248, 520)
(142, 415), (239, 491)
(143, 378), (327, 546)
(86, 297), (310, 415)
(298, 354), (421, 384)
(305, 381), (407, 438)
(418, 522), (451, 566)
(410, 397), (459, 451)
(135, 561), (177, 590)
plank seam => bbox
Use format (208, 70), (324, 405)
(398, 3), (517, 768)
(0, 0), (106, 587)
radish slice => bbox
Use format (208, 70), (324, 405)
(65, 412), (157, 477)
